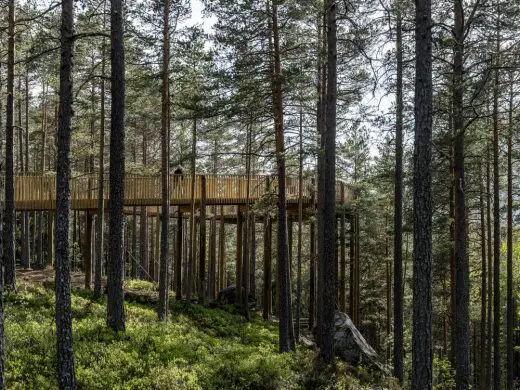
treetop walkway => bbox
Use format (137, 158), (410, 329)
(12, 173), (354, 211)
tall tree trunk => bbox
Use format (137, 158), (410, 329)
(506, 72), (514, 390)
(188, 119), (197, 301)
(295, 107), (303, 341)
(94, 6), (107, 300)
(0, 32), (6, 390)
(453, 1), (470, 387)
(317, 0), (337, 363)
(412, 0), (433, 387)
(4, 0), (16, 290)
(22, 72), (30, 269)
(55, 0), (77, 385)
(492, 31), (501, 390)
(393, 0), (404, 382)
(158, 0), (170, 320)
(486, 141), (493, 390)
(479, 162), (487, 390)
(270, 0), (293, 353)
(107, 0), (126, 332)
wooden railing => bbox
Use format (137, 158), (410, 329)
(11, 174), (354, 211)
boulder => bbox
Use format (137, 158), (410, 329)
(217, 284), (256, 307)
(333, 311), (387, 373)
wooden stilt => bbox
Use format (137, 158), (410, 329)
(198, 175), (207, 302)
(84, 211), (93, 289)
(263, 214), (272, 320)
(236, 210), (243, 305)
(208, 214), (217, 300)
(218, 205), (226, 290)
(175, 207), (182, 300)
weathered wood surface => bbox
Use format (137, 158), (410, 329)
(12, 174), (354, 211)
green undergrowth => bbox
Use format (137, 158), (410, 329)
(3, 281), (394, 389)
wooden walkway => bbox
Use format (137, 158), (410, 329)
(12, 174), (354, 211)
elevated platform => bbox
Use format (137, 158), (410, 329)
(12, 173), (354, 211)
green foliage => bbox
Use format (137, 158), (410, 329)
(433, 357), (455, 390)
(2, 281), (392, 389)
(3, 282), (398, 389)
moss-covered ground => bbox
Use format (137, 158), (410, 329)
(4, 280), (395, 389)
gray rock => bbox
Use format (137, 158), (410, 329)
(333, 311), (387, 373)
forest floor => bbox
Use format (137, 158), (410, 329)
(4, 271), (396, 389)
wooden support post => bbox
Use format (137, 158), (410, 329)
(198, 175), (207, 302)
(131, 206), (137, 278)
(208, 214), (217, 300)
(309, 217), (316, 330)
(236, 210), (243, 305)
(155, 215), (160, 282)
(340, 208), (346, 312)
(84, 211), (93, 289)
(182, 218), (189, 299)
(22, 211), (30, 268)
(263, 214), (272, 320)
(218, 205), (226, 290)
(175, 206), (182, 300)
(139, 206), (149, 280)
(47, 211), (54, 268)
(150, 214), (155, 281)
(349, 215), (355, 322)
(249, 214), (256, 301)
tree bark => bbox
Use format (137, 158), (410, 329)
(317, 0), (337, 363)
(270, 0), (293, 353)
(479, 162), (487, 390)
(4, 0), (16, 290)
(107, 0), (126, 332)
(506, 72), (514, 390)
(158, 0), (170, 320)
(492, 36), (501, 390)
(94, 10), (107, 300)
(393, 0), (404, 382)
(412, 0), (433, 387)
(453, 1), (470, 387)
(55, 0), (77, 385)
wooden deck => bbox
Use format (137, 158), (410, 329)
(12, 174), (354, 211)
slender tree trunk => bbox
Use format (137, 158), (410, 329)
(317, 0), (337, 363)
(453, 1), (470, 387)
(188, 119), (197, 301)
(506, 72), (514, 390)
(94, 22), (106, 299)
(22, 72), (30, 269)
(107, 0), (126, 332)
(492, 36), (501, 390)
(412, 0), (433, 387)
(55, 0), (77, 385)
(4, 0), (16, 290)
(486, 141), (493, 390)
(479, 162), (487, 390)
(393, 0), (404, 382)
(158, 0), (170, 320)
(270, 0), (293, 353)
(0, 29), (6, 390)
(295, 107), (303, 340)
